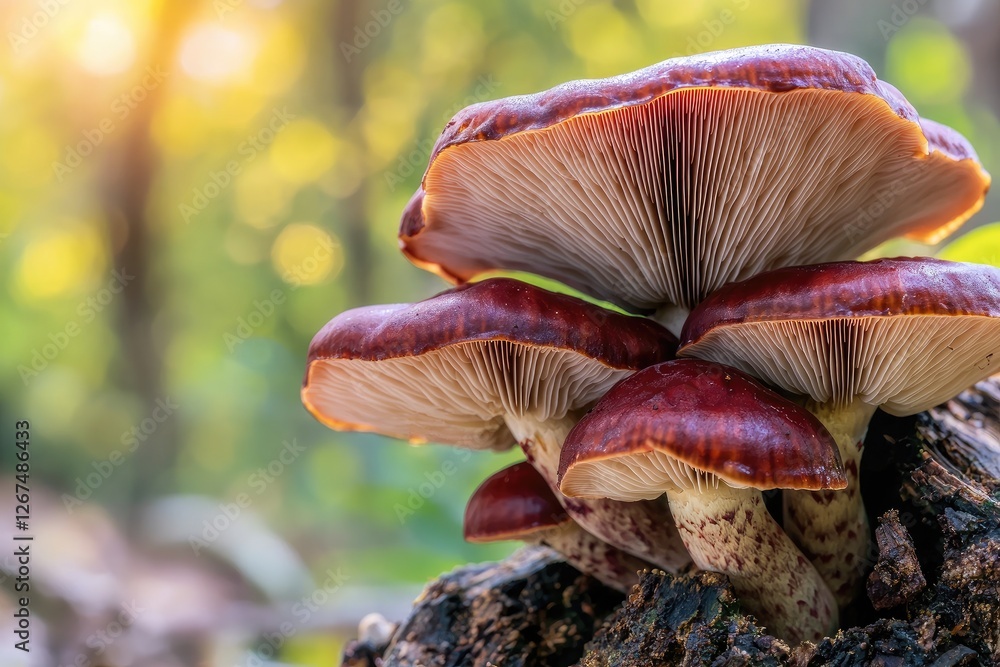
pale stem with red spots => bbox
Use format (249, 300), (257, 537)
(668, 484), (838, 645)
(537, 522), (650, 592)
(508, 414), (692, 573)
(783, 399), (877, 609)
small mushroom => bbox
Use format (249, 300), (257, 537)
(465, 462), (649, 592)
(679, 257), (1000, 606)
(558, 359), (845, 644)
(302, 278), (691, 571)
(400, 45), (988, 334)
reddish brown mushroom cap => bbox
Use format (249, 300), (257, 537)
(400, 44), (989, 313)
(464, 462), (570, 542)
(302, 278), (677, 449)
(306, 278), (676, 367)
(558, 360), (845, 500)
(679, 258), (1000, 415)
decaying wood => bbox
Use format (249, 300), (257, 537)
(581, 569), (790, 666)
(345, 377), (1000, 666)
(866, 509), (926, 610)
(380, 547), (623, 666)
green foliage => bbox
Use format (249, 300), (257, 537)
(938, 223), (1000, 267)
(0, 7), (996, 661)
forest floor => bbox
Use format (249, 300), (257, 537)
(343, 377), (1000, 667)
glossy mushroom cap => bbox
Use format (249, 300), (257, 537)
(400, 44), (989, 313)
(559, 360), (845, 501)
(464, 462), (569, 542)
(679, 258), (1000, 415)
(301, 278), (677, 450)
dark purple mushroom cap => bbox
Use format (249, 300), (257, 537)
(464, 462), (570, 542)
(558, 360), (845, 501)
(302, 278), (677, 450)
(400, 44), (988, 313)
(679, 258), (1000, 415)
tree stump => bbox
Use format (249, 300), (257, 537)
(343, 377), (1000, 666)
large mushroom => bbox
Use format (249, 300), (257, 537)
(558, 359), (845, 644)
(465, 462), (650, 592)
(302, 277), (691, 571)
(400, 44), (989, 333)
(679, 257), (1000, 606)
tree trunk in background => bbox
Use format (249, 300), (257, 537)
(950, 1), (1000, 227)
(100, 2), (194, 520)
(807, 0), (1000, 229)
(332, 0), (374, 306)
(806, 0), (885, 68)
(930, 1), (1000, 135)
(344, 376), (1000, 666)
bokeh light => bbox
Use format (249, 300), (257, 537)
(271, 222), (343, 285)
(269, 118), (340, 185)
(885, 17), (971, 104)
(14, 219), (106, 300)
(179, 23), (256, 83)
(75, 13), (136, 76)
(2, 1), (998, 664)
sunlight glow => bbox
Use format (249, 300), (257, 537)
(76, 14), (136, 76)
(270, 223), (342, 286)
(179, 24), (256, 83)
(15, 221), (107, 300)
(269, 119), (339, 185)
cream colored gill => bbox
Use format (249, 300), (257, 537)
(420, 87), (979, 311)
(305, 339), (629, 450)
(684, 315), (999, 414)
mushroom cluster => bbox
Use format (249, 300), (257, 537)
(303, 44), (997, 646)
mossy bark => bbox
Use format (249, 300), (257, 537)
(343, 377), (1000, 666)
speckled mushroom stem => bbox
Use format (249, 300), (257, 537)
(536, 522), (649, 592)
(783, 399), (877, 609)
(668, 484), (838, 645)
(508, 415), (692, 573)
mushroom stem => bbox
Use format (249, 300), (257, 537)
(508, 414), (691, 573)
(537, 523), (648, 592)
(667, 484), (838, 644)
(652, 303), (690, 338)
(783, 399), (877, 608)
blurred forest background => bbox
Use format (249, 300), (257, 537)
(1, 0), (998, 664)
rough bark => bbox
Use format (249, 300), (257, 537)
(344, 377), (1000, 666)
(379, 547), (624, 667)
(581, 569), (790, 667)
(866, 509), (926, 610)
